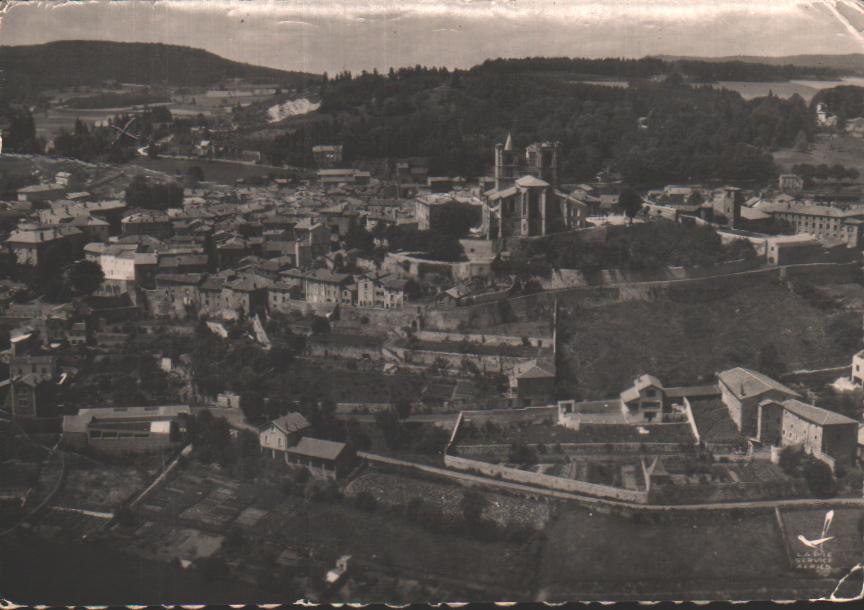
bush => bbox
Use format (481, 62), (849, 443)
(197, 557), (229, 583)
(509, 441), (538, 466)
(304, 478), (341, 502)
(114, 506), (137, 527)
(778, 445), (803, 475)
(802, 459), (836, 499)
(460, 490), (487, 526)
(354, 491), (378, 512)
(224, 526), (245, 551)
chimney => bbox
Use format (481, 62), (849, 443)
(740, 383), (746, 397)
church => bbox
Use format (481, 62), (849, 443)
(481, 134), (589, 239)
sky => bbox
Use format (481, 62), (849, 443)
(2, 0), (864, 75)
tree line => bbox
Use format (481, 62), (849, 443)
(274, 62), (825, 186)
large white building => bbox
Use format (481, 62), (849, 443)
(754, 199), (864, 248)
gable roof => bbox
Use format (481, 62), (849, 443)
(285, 436), (349, 461)
(781, 399), (857, 427)
(514, 357), (556, 380)
(485, 186), (519, 201)
(271, 412), (311, 435)
(718, 367), (799, 400)
(515, 175), (550, 188)
(621, 374), (663, 403)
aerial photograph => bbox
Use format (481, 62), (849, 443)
(3, 0), (864, 604)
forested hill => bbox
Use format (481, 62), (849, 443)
(0, 40), (319, 99)
(272, 59), (816, 185)
(655, 54), (864, 76)
(474, 57), (840, 82)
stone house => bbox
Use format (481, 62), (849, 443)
(356, 272), (410, 309)
(718, 367), (799, 437)
(757, 398), (858, 469)
(5, 226), (84, 267)
(259, 412), (312, 458)
(509, 357), (556, 405)
(303, 269), (355, 305)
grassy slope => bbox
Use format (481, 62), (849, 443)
(774, 133), (864, 174)
(558, 279), (859, 399)
(538, 508), (792, 599)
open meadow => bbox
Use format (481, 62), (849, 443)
(774, 133), (864, 175)
(558, 276), (860, 399)
(536, 507), (832, 600)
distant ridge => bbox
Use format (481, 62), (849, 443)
(653, 54), (864, 76)
(0, 40), (320, 99)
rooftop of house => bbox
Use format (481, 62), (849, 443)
(779, 399), (858, 427)
(664, 384), (721, 399)
(17, 183), (66, 193)
(318, 169), (358, 177)
(304, 269), (353, 285)
(718, 367), (799, 400)
(6, 226), (82, 244)
(756, 200), (864, 219)
(740, 206), (772, 221)
(122, 210), (171, 223)
(515, 175), (551, 189)
(77, 404), (191, 419)
(200, 276), (228, 291)
(484, 186), (519, 201)
(155, 273), (205, 286)
(270, 412), (311, 435)
(513, 357), (556, 380)
(285, 436), (350, 461)
(620, 374), (663, 403)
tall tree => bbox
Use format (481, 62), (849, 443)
(618, 187), (643, 225)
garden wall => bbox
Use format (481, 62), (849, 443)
(460, 406), (559, 426)
(339, 303), (422, 329)
(443, 454), (650, 503)
(386, 345), (535, 375)
(453, 442), (689, 461)
(421, 261), (862, 331)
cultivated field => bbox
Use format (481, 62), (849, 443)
(344, 467), (552, 530)
(537, 508), (822, 600)
(558, 278), (860, 398)
(240, 475), (542, 602)
(56, 462), (147, 511)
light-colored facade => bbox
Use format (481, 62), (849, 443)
(259, 412), (311, 458)
(718, 367), (799, 437)
(756, 200), (864, 248)
(619, 374), (666, 423)
(758, 399), (858, 468)
(852, 350), (864, 387)
(356, 273), (408, 309)
(303, 270), (355, 305)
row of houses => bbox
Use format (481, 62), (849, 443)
(557, 367), (859, 469)
(147, 267), (415, 319)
